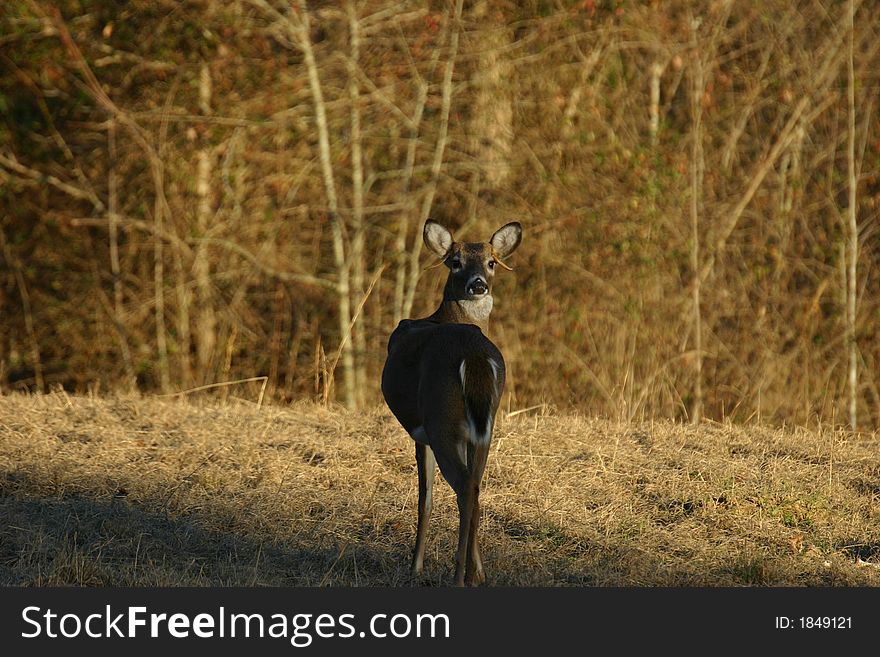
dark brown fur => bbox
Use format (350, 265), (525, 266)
(381, 221), (522, 585)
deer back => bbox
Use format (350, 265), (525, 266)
(381, 321), (506, 440)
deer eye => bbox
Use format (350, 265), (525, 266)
(488, 260), (496, 270)
(450, 258), (461, 270)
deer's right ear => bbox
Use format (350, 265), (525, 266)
(423, 221), (454, 259)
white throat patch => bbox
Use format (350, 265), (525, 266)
(457, 295), (493, 322)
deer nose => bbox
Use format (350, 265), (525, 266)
(467, 277), (488, 296)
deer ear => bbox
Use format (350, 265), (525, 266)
(490, 222), (522, 258)
(424, 221), (454, 258)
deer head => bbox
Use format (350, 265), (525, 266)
(423, 221), (522, 311)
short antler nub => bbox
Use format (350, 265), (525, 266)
(491, 249), (514, 271)
(423, 258), (447, 271)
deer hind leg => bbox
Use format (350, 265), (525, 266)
(432, 439), (471, 586)
(436, 440), (489, 587)
(465, 442), (489, 586)
(412, 442), (436, 577)
(452, 473), (476, 587)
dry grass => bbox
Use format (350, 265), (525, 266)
(0, 392), (878, 587)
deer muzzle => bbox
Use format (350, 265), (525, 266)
(467, 277), (489, 297)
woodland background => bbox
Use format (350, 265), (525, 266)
(1, 0), (879, 427)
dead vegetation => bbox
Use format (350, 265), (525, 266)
(3, 1), (880, 426)
(1, 393), (878, 586)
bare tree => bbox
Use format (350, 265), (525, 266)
(194, 62), (217, 385)
(5, 0), (880, 425)
(470, 0), (513, 189)
(688, 15), (705, 424)
(348, 1), (367, 407)
(107, 120), (136, 389)
(392, 30), (434, 326)
(845, 0), (859, 428)
(401, 0), (464, 320)
(295, 0), (355, 408)
(244, 0), (356, 407)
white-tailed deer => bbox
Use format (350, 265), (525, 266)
(381, 220), (522, 585)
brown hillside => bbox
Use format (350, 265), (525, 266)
(1, 393), (877, 586)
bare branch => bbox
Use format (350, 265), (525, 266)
(0, 151), (105, 211)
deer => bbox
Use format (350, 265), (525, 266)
(381, 220), (522, 586)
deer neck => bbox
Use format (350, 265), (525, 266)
(428, 295), (493, 332)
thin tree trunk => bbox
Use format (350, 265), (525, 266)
(470, 0), (513, 189)
(402, 0), (464, 319)
(107, 119), (136, 389)
(293, 0), (355, 408)
(393, 80), (427, 325)
(172, 249), (191, 388)
(348, 1), (366, 408)
(285, 314), (303, 398)
(268, 282), (284, 399)
(392, 24), (441, 326)
(194, 63), (217, 385)
(650, 61), (663, 146)
(846, 0), (858, 429)
(156, 76), (178, 393)
(153, 168), (171, 394)
(689, 22), (704, 424)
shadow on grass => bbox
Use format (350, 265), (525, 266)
(4, 475), (871, 587)
(0, 483), (408, 587)
(0, 479), (648, 587)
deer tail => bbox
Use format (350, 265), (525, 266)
(459, 354), (502, 446)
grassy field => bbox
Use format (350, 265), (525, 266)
(0, 392), (878, 587)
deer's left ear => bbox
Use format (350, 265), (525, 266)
(490, 222), (522, 258)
